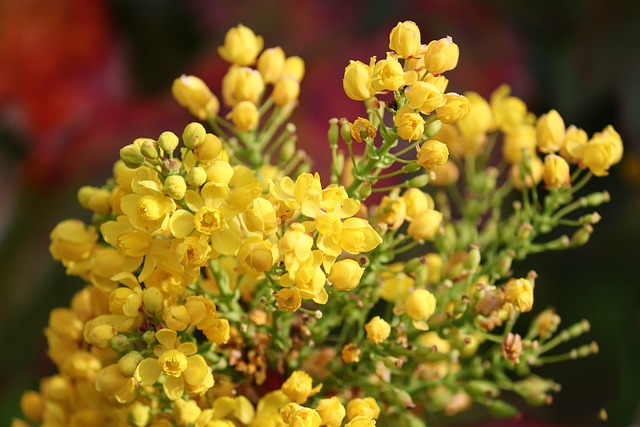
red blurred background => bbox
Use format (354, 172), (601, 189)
(1, 0), (639, 425)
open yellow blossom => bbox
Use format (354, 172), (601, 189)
(395, 105), (424, 141)
(274, 287), (302, 312)
(346, 398), (380, 420)
(49, 219), (97, 276)
(281, 370), (322, 404)
(503, 278), (534, 312)
(406, 81), (445, 114)
(371, 53), (417, 92)
(350, 117), (377, 143)
(218, 24), (264, 66)
(339, 218), (383, 254)
(316, 397), (346, 427)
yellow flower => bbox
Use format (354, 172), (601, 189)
(341, 343), (361, 363)
(457, 91), (494, 138)
(203, 318), (231, 344)
(560, 125), (588, 163)
(407, 209), (443, 241)
(502, 125), (537, 164)
(345, 416), (377, 427)
(164, 175), (187, 200)
(120, 175), (176, 234)
(135, 329), (213, 400)
(510, 156), (544, 190)
(339, 218), (383, 254)
(218, 24), (264, 66)
(543, 154), (571, 188)
(281, 370), (322, 404)
(371, 53), (417, 92)
(164, 305), (191, 331)
(436, 92), (470, 124)
(49, 219), (97, 276)
(581, 125), (623, 176)
(343, 58), (375, 101)
(273, 77), (300, 106)
(402, 188), (434, 219)
(95, 364), (137, 403)
(316, 397), (346, 427)
(503, 278), (534, 312)
(418, 331), (451, 353)
(238, 237), (276, 275)
(490, 84), (532, 133)
(350, 117), (377, 143)
(376, 193), (407, 230)
(416, 139), (449, 170)
(394, 105), (424, 141)
(422, 37), (459, 74)
(243, 197), (278, 236)
(328, 259), (364, 291)
(536, 109), (566, 153)
(274, 287), (302, 312)
(406, 81), (445, 114)
(172, 75), (219, 120)
(227, 100), (259, 131)
(174, 398), (202, 426)
(288, 407), (323, 427)
(406, 289), (437, 321)
(283, 55), (306, 81)
(365, 316), (391, 345)
(258, 46), (286, 83)
(389, 21), (421, 58)
(222, 66), (265, 107)
(346, 398), (380, 420)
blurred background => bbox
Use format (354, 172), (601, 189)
(1, 0), (639, 425)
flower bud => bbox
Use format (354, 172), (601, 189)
(371, 54), (417, 92)
(503, 278), (533, 312)
(395, 106), (424, 141)
(140, 139), (160, 159)
(582, 133), (614, 176)
(142, 287), (164, 315)
(218, 24), (264, 66)
(88, 323), (117, 349)
(227, 100), (259, 131)
(406, 81), (445, 114)
(118, 351), (143, 377)
(203, 318), (231, 344)
(389, 21), (422, 58)
(407, 174), (430, 188)
(128, 402), (151, 427)
(536, 109), (565, 153)
(405, 289), (437, 322)
(346, 397), (380, 420)
(365, 316), (391, 345)
(182, 122), (207, 149)
(222, 66), (265, 106)
(20, 391), (44, 422)
(163, 175), (187, 200)
(120, 144), (145, 168)
(195, 134), (223, 164)
(157, 131), (179, 154)
(543, 154), (571, 188)
(407, 209), (443, 241)
(341, 343), (361, 363)
(283, 55), (306, 81)
(329, 259), (364, 291)
(174, 398), (202, 426)
(422, 36), (459, 74)
(110, 334), (130, 352)
(164, 305), (190, 331)
(187, 166), (207, 187)
(172, 75), (217, 120)
(487, 399), (519, 418)
(272, 77), (300, 106)
(343, 59), (374, 101)
(417, 139), (449, 170)
(436, 93), (470, 124)
(257, 46), (286, 83)
(430, 160), (459, 186)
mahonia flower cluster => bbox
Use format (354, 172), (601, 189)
(15, 21), (622, 427)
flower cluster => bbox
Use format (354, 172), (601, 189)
(15, 21), (621, 427)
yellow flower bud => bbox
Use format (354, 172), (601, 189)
(457, 91), (494, 137)
(206, 160), (234, 184)
(394, 105), (424, 141)
(20, 391), (44, 422)
(422, 36), (459, 74)
(503, 278), (534, 312)
(406, 81), (445, 114)
(402, 188), (434, 218)
(164, 175), (187, 200)
(543, 154), (571, 188)
(282, 370), (322, 405)
(187, 166), (207, 186)
(243, 198), (278, 236)
(502, 125), (537, 164)
(227, 100), (259, 131)
(422, 72), (449, 91)
(238, 239), (274, 274)
(436, 92), (470, 124)
(339, 218), (382, 254)
(346, 397), (380, 420)
(128, 402), (151, 427)
(120, 144), (145, 168)
(430, 159), (460, 186)
(218, 24), (264, 66)
(316, 397), (346, 427)
(560, 125), (588, 163)
(118, 351), (143, 377)
(345, 416), (377, 427)
(258, 46), (286, 83)
(371, 53), (417, 92)
(157, 131), (179, 153)
(581, 135), (613, 176)
(365, 316), (391, 345)
(182, 122), (207, 149)
(405, 289), (437, 321)
(329, 259), (364, 291)
(272, 76), (300, 106)
(416, 139), (449, 170)
(195, 133), (222, 164)
(142, 287), (164, 315)
(86, 187), (112, 214)
(350, 117), (377, 143)
(601, 125), (623, 165)
(283, 55), (306, 81)
(407, 209), (443, 241)
(87, 323), (117, 349)
(491, 84), (531, 133)
(343, 59), (374, 101)
(389, 21), (421, 58)
(510, 156), (544, 189)
(164, 305), (190, 331)
(222, 66), (265, 107)
(174, 398), (202, 426)
(203, 318), (230, 344)
(536, 109), (566, 153)
(289, 408), (323, 427)
(172, 75), (217, 120)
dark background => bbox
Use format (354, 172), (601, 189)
(1, 0), (639, 425)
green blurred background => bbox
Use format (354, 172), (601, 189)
(1, 0), (639, 425)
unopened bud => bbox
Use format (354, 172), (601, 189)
(584, 191), (610, 207)
(328, 118), (339, 147)
(340, 120), (353, 144)
(487, 399), (519, 418)
(401, 162), (421, 173)
(570, 225), (592, 247)
(182, 122), (207, 149)
(357, 181), (372, 198)
(120, 144), (145, 168)
(128, 402), (151, 427)
(157, 131), (179, 154)
(465, 380), (499, 399)
(279, 139), (297, 163)
(142, 330), (156, 345)
(164, 175), (187, 200)
(140, 139), (160, 159)
(118, 351), (143, 377)
(110, 334), (130, 353)
(407, 174), (430, 188)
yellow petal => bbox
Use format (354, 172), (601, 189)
(163, 375), (185, 401)
(177, 342), (198, 356)
(211, 228), (241, 256)
(134, 358), (161, 386)
(169, 210), (195, 238)
(156, 328), (177, 349)
(183, 354), (209, 387)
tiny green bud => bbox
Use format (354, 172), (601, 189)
(140, 139), (160, 159)
(120, 144), (145, 168)
(487, 399), (519, 418)
(357, 180), (372, 198)
(279, 139), (296, 163)
(496, 252), (513, 276)
(118, 351), (143, 377)
(403, 257), (424, 273)
(584, 191), (610, 206)
(407, 174), (430, 188)
(328, 118), (339, 147)
(110, 334), (130, 353)
(339, 119), (353, 144)
(465, 380), (500, 399)
(183, 122), (206, 149)
(401, 162), (421, 173)
(187, 166), (207, 187)
(163, 175), (187, 200)
(157, 131), (179, 153)
(570, 225), (592, 247)
(142, 330), (156, 345)
(464, 246), (481, 271)
(77, 186), (94, 209)
(424, 118), (442, 137)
